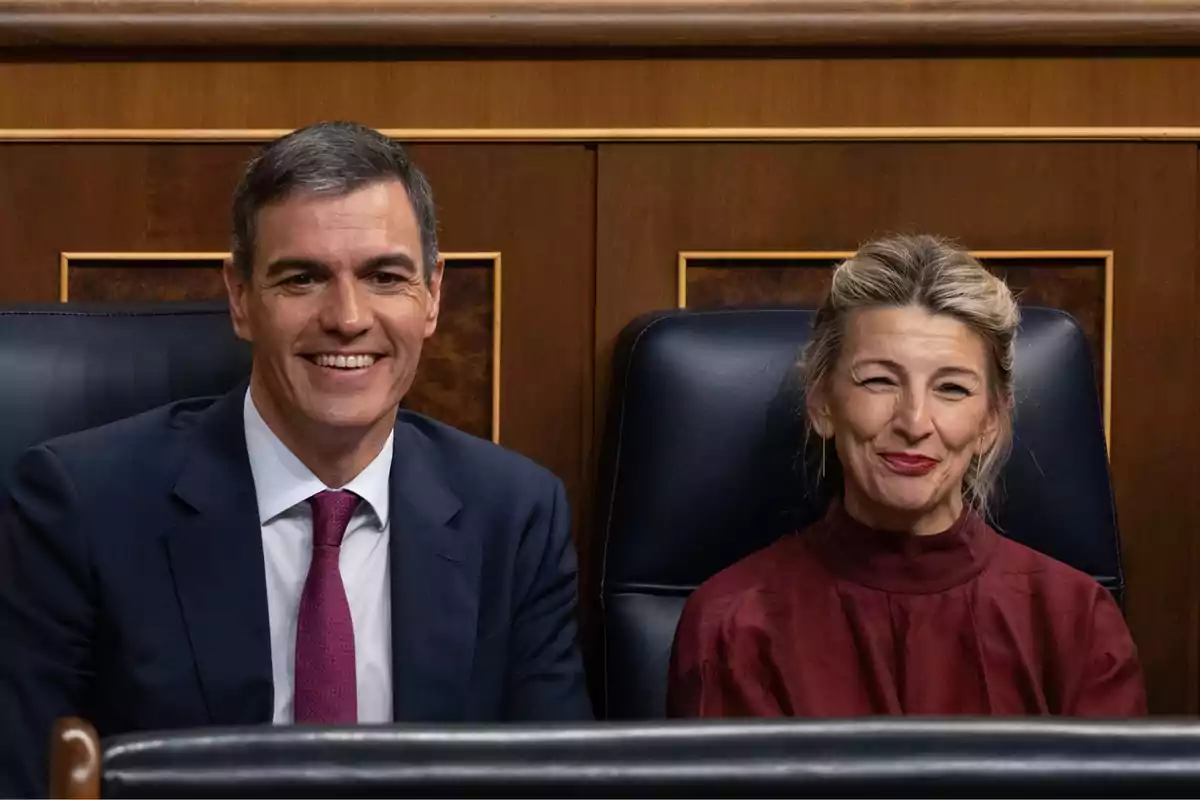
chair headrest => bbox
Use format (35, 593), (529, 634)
(0, 302), (251, 491)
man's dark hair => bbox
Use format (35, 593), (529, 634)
(231, 121), (439, 282)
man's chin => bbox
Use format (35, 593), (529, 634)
(300, 402), (398, 433)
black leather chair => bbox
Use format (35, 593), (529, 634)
(0, 301), (250, 493)
(596, 306), (1121, 720)
(57, 717), (1200, 798)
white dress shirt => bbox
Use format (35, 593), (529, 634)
(243, 390), (394, 724)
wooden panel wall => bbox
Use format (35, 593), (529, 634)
(2, 27), (1200, 713)
(18, 58), (1200, 130)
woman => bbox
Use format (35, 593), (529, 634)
(667, 234), (1146, 717)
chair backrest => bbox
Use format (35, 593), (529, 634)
(61, 717), (1200, 798)
(0, 302), (251, 494)
(596, 306), (1120, 720)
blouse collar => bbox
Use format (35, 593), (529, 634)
(803, 498), (998, 594)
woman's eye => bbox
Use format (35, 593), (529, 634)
(857, 376), (894, 388)
(938, 383), (971, 397)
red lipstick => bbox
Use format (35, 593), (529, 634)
(879, 452), (939, 476)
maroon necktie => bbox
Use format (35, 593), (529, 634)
(293, 489), (360, 724)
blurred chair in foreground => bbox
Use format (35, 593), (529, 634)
(51, 715), (1200, 799)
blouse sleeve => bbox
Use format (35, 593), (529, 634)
(666, 592), (788, 718)
(1065, 588), (1148, 716)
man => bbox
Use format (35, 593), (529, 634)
(0, 121), (593, 796)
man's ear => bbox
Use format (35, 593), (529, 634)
(222, 257), (253, 343)
(806, 381), (835, 439)
(423, 257), (445, 339)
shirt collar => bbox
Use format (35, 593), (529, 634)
(242, 388), (393, 528)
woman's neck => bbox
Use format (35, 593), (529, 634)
(841, 486), (964, 536)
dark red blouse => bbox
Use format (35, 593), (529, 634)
(667, 502), (1146, 717)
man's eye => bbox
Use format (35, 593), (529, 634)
(370, 271), (407, 286)
(282, 274), (315, 286)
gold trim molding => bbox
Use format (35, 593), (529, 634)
(60, 250), (503, 444)
(9, 127), (1200, 143)
(678, 249), (1115, 448)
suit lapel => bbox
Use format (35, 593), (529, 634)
(388, 419), (481, 721)
(166, 386), (274, 725)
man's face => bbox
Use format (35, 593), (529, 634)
(225, 179), (442, 444)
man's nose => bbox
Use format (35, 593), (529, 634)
(320, 277), (371, 338)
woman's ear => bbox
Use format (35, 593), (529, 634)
(978, 401), (1004, 456)
(806, 382), (835, 439)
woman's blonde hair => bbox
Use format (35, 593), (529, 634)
(802, 234), (1020, 521)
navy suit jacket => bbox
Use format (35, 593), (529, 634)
(0, 386), (593, 796)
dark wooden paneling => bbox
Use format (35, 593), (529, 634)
(409, 145), (596, 542)
(596, 141), (1198, 714)
(14, 58), (1200, 130)
(1107, 144), (1199, 715)
(8, 0), (1200, 49)
(987, 257), (1107, 389)
(686, 254), (1108, 388)
(0, 144), (257, 302)
(404, 263), (493, 441)
(66, 258), (497, 441)
(686, 260), (836, 309)
(69, 264), (225, 302)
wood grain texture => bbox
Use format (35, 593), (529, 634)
(0, 144), (257, 302)
(68, 263), (226, 302)
(687, 258), (831, 303)
(8, 0), (1200, 48)
(404, 264), (493, 440)
(596, 141), (1198, 713)
(14, 58), (1200, 131)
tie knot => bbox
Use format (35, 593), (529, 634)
(307, 490), (360, 548)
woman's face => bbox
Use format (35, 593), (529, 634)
(808, 305), (999, 535)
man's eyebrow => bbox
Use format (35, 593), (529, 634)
(358, 253), (418, 272)
(263, 258), (330, 278)
(262, 253), (419, 279)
